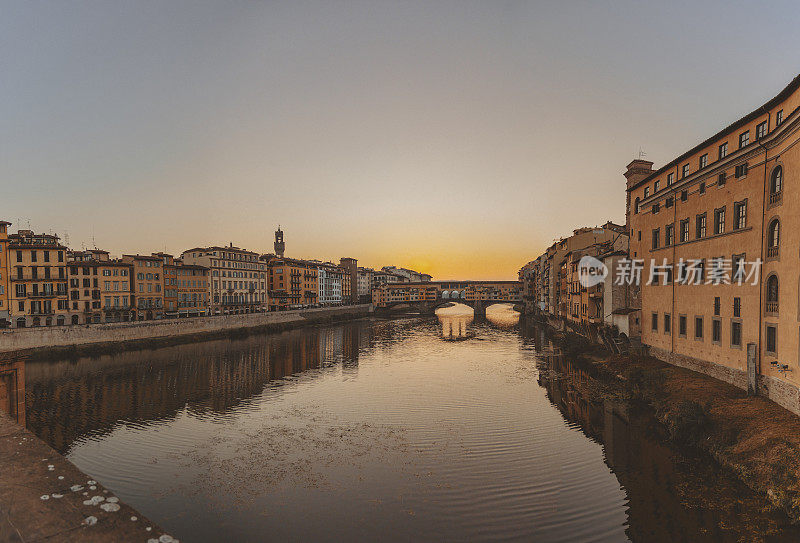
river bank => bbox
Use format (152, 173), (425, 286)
(0, 412), (169, 542)
(0, 304), (373, 360)
(541, 326), (800, 523)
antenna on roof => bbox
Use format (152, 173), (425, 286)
(638, 147), (647, 159)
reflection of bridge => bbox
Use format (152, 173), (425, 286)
(372, 280), (521, 318)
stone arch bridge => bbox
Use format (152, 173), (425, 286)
(373, 280), (522, 319)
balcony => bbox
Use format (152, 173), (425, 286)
(28, 291), (58, 298)
(767, 246), (779, 259)
(769, 191), (783, 205)
(766, 301), (779, 314)
(29, 309), (55, 316)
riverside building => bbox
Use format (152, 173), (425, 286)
(7, 230), (69, 328)
(181, 245), (267, 315)
(626, 74), (800, 414)
(68, 250), (134, 324)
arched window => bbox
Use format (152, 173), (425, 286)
(767, 219), (780, 258)
(770, 166), (783, 204)
(771, 166), (783, 194)
(766, 274), (779, 313)
(769, 219), (780, 246)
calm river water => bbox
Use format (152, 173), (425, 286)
(23, 305), (800, 542)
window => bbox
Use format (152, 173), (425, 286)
(664, 313), (671, 334)
(680, 219), (690, 242)
(714, 207), (725, 235)
(634, 197), (640, 214)
(756, 121), (767, 140)
(699, 154), (708, 169)
(654, 180), (660, 192)
(665, 224), (674, 246)
(651, 313), (658, 332)
(767, 219), (780, 257)
(696, 213), (706, 238)
(731, 321), (742, 348)
(776, 110), (784, 126)
(679, 315), (687, 337)
(766, 324), (777, 356)
(652, 203), (660, 214)
(682, 164), (690, 178)
(681, 190), (688, 201)
(695, 317), (704, 340)
(665, 196), (674, 208)
(714, 296), (720, 316)
(732, 256), (745, 284)
(733, 297), (741, 318)
(667, 172), (674, 186)
(718, 172), (726, 186)
(766, 274), (779, 314)
(739, 131), (749, 148)
(769, 166), (783, 204)
(735, 162), (749, 178)
(644, 187), (650, 198)
(719, 142), (728, 159)
(699, 182), (706, 194)
(652, 229), (660, 250)
(733, 201), (747, 230)
(712, 319), (722, 344)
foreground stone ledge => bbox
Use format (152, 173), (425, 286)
(0, 412), (170, 542)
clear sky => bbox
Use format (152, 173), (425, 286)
(3, 1), (800, 280)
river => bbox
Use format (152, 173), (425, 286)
(22, 304), (800, 541)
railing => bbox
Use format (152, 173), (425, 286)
(769, 191), (783, 205)
(28, 291), (58, 298)
(766, 301), (779, 314)
(767, 246), (779, 258)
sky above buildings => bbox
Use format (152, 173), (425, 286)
(3, 1), (800, 280)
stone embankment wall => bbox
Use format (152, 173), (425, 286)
(0, 305), (373, 355)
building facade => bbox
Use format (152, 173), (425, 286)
(339, 258), (358, 304)
(626, 74), (800, 414)
(316, 262), (344, 306)
(0, 222), (10, 327)
(68, 250), (134, 324)
(266, 257), (319, 310)
(181, 245), (267, 315)
(122, 254), (164, 320)
(7, 230), (69, 328)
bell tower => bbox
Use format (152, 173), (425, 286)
(274, 226), (285, 258)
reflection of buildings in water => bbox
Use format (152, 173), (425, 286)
(0, 357), (26, 426)
(539, 355), (793, 542)
(24, 321), (373, 455)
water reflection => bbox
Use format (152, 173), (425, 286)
(25, 322), (374, 455)
(537, 347), (800, 542)
(435, 302), (520, 339)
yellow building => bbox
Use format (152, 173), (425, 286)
(181, 245), (267, 315)
(265, 256), (319, 310)
(626, 73), (800, 414)
(68, 250), (134, 324)
(122, 254), (165, 320)
(7, 230), (69, 328)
